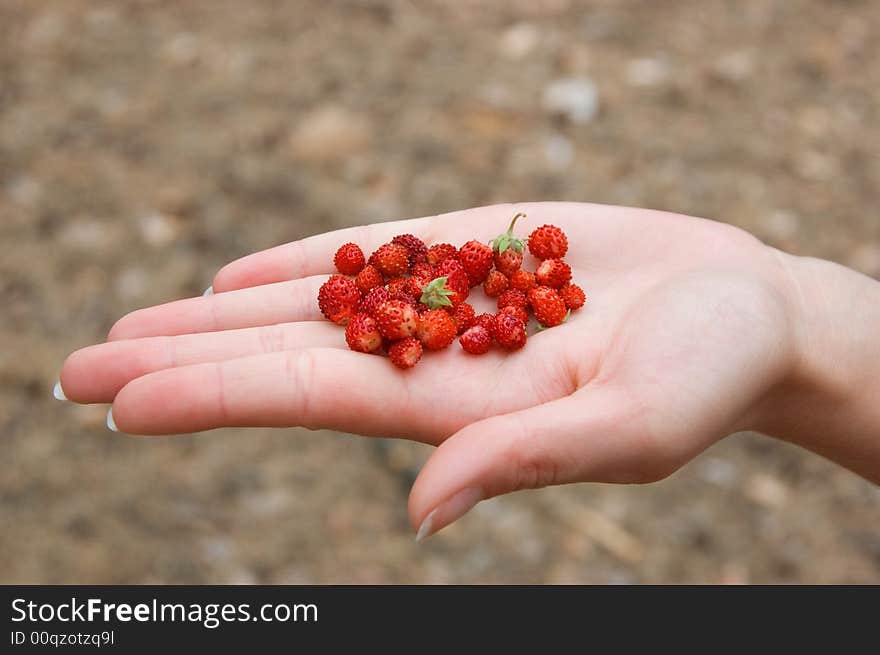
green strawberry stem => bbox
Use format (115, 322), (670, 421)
(491, 212), (526, 254)
(420, 276), (455, 308)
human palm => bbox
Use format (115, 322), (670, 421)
(60, 202), (796, 536)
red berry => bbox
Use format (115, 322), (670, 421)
(490, 212), (526, 276)
(334, 243), (366, 276)
(374, 299), (419, 340)
(451, 302), (476, 334)
(492, 312), (527, 350)
(386, 276), (409, 297)
(360, 286), (391, 318)
(535, 259), (572, 288)
(509, 269), (536, 293)
(389, 337), (423, 369)
(500, 304), (529, 325)
(560, 284), (586, 310)
(528, 224), (568, 260)
(432, 261), (470, 306)
(417, 309), (458, 351)
(459, 325), (492, 355)
(495, 248), (523, 277)
(355, 264), (384, 295)
(407, 262), (437, 297)
(318, 275), (361, 326)
(391, 234), (428, 265)
(497, 288), (528, 310)
(459, 240), (494, 286)
(483, 269), (509, 297)
(345, 314), (382, 353)
(371, 243), (410, 277)
(530, 286), (567, 327)
(426, 243), (458, 266)
(474, 313), (495, 331)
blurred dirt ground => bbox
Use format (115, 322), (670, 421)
(1, 0), (879, 583)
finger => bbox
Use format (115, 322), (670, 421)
(61, 321), (343, 404)
(108, 276), (326, 340)
(110, 348), (441, 439)
(407, 386), (668, 540)
(211, 216), (436, 292)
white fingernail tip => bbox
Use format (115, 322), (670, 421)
(53, 381), (67, 401)
(106, 408), (118, 432)
(415, 509), (437, 543)
(203, 286), (213, 296)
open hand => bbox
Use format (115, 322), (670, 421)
(59, 202), (800, 538)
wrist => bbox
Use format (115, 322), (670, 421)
(749, 250), (880, 482)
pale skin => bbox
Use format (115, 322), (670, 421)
(58, 202), (880, 539)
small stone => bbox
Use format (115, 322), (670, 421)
(626, 57), (671, 87)
(116, 267), (149, 300)
(161, 33), (201, 66)
(543, 133), (574, 170)
(696, 456), (738, 488)
(138, 213), (182, 247)
(796, 151), (838, 181)
(764, 210), (800, 241)
(289, 106), (372, 162)
(713, 50), (754, 82)
(498, 23), (539, 60)
(60, 218), (112, 251)
(542, 77), (599, 124)
(744, 473), (789, 510)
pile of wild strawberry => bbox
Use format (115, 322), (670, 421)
(317, 213), (586, 369)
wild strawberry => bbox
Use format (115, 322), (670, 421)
(560, 284), (586, 310)
(345, 314), (382, 353)
(334, 243), (366, 276)
(407, 262), (436, 297)
(374, 299), (419, 340)
(491, 212), (526, 276)
(509, 269), (536, 293)
(497, 288), (528, 310)
(417, 309), (457, 351)
(371, 243), (410, 277)
(500, 304), (529, 326)
(389, 337), (423, 369)
(459, 240), (494, 286)
(355, 264), (384, 294)
(419, 276), (456, 309)
(474, 313), (495, 331)
(492, 312), (527, 350)
(386, 276), (409, 297)
(360, 286), (391, 317)
(426, 243), (458, 265)
(530, 286), (567, 327)
(318, 275), (361, 325)
(528, 224), (568, 260)
(535, 259), (572, 288)
(459, 325), (492, 354)
(431, 261), (470, 306)
(451, 302), (476, 334)
(483, 269), (509, 298)
(495, 248), (523, 278)
(391, 234), (428, 265)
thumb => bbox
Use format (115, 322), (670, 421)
(408, 385), (648, 541)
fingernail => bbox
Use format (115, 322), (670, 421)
(202, 286), (213, 296)
(106, 408), (118, 432)
(53, 381), (67, 401)
(415, 487), (483, 542)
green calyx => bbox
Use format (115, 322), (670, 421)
(536, 309), (571, 332)
(491, 212), (526, 254)
(420, 276), (455, 308)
